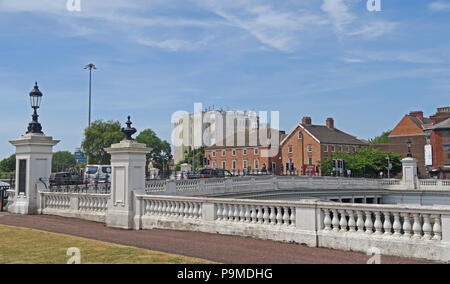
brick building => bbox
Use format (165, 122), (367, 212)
(204, 129), (286, 175)
(372, 107), (450, 179)
(280, 117), (368, 176)
(204, 117), (367, 176)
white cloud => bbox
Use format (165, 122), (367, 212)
(321, 0), (355, 33)
(137, 36), (214, 52)
(429, 1), (450, 11)
(348, 20), (398, 39)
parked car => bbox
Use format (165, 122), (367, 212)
(49, 172), (84, 186)
(199, 168), (233, 178)
(84, 165), (111, 183)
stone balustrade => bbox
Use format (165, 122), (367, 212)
(40, 192), (110, 223)
(132, 193), (450, 262)
(6, 189), (15, 210)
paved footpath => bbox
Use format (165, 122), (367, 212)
(0, 214), (434, 264)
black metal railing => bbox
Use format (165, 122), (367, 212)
(42, 175), (111, 194)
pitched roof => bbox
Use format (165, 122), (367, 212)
(281, 123), (367, 146)
(428, 118), (450, 130)
(302, 124), (368, 145)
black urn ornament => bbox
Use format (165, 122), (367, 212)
(121, 116), (137, 140)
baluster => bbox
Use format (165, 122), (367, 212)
(276, 207), (283, 226)
(323, 209), (332, 231)
(228, 204), (234, 222)
(422, 214), (432, 240)
(373, 211), (383, 235)
(197, 203), (202, 219)
(432, 215), (442, 241)
(289, 208), (295, 227)
(331, 209), (340, 232)
(347, 210), (356, 232)
(251, 206), (257, 223)
(269, 206), (276, 225)
(239, 205), (245, 222)
(402, 213), (412, 238)
(282, 207), (289, 226)
(383, 212), (392, 236)
(148, 200), (155, 215)
(412, 213), (422, 239)
(233, 205), (240, 222)
(339, 210), (348, 232)
(192, 203), (199, 219)
(256, 206), (263, 224)
(263, 206), (270, 224)
(173, 201), (179, 217)
(392, 212), (402, 237)
(217, 203), (223, 221)
(188, 202), (194, 218)
(356, 211), (365, 233)
(183, 201), (190, 218)
(244, 205), (251, 223)
(364, 211), (373, 234)
(169, 201), (175, 216)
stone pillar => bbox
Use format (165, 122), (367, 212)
(401, 157), (418, 189)
(105, 140), (151, 229)
(9, 133), (59, 214)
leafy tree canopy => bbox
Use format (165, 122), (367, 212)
(320, 148), (402, 177)
(0, 154), (15, 173)
(82, 120), (124, 165)
(52, 151), (77, 172)
(136, 129), (172, 172)
(369, 130), (391, 144)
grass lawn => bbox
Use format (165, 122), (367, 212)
(0, 225), (214, 264)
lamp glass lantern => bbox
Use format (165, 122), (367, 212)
(26, 82), (44, 134)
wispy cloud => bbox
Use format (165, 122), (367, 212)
(429, 1), (450, 11)
(321, 0), (355, 33)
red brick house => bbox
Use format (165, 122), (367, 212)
(373, 107), (450, 178)
(204, 129), (286, 175)
(280, 117), (368, 176)
(204, 117), (367, 176)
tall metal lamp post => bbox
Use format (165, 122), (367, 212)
(84, 63), (97, 127)
(26, 82), (43, 134)
(406, 139), (413, 158)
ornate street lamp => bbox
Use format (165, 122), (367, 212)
(121, 116), (137, 140)
(26, 82), (44, 134)
(406, 139), (412, 158)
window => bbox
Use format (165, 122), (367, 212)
(346, 146), (350, 153)
(222, 150), (226, 157)
(271, 162), (276, 171)
(324, 145), (328, 152)
(307, 145), (313, 153)
(232, 149), (236, 156)
(254, 148), (259, 155)
(288, 146), (293, 153)
(212, 161), (216, 168)
(352, 146), (356, 152)
(243, 160), (248, 169)
(331, 145), (335, 152)
(298, 131), (303, 139)
(232, 160), (236, 170)
(339, 145), (343, 152)
(222, 161), (226, 169)
(308, 157), (313, 165)
(212, 151), (216, 157)
(254, 159), (259, 169)
(243, 148), (247, 156)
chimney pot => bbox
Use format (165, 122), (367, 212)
(302, 116), (312, 126)
(326, 117), (334, 129)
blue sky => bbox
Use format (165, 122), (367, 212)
(0, 0), (449, 159)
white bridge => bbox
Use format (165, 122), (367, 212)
(7, 133), (450, 263)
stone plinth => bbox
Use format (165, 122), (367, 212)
(9, 133), (59, 214)
(105, 140), (151, 229)
(401, 157), (418, 189)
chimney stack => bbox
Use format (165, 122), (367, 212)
(302, 116), (312, 126)
(409, 111), (424, 122)
(326, 117), (334, 129)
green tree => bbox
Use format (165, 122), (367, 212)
(369, 130), (391, 144)
(183, 146), (206, 171)
(81, 120), (125, 165)
(320, 148), (402, 178)
(52, 151), (77, 172)
(0, 154), (16, 173)
(136, 129), (172, 175)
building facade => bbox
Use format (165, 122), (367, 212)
(204, 116), (367, 176)
(372, 107), (450, 179)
